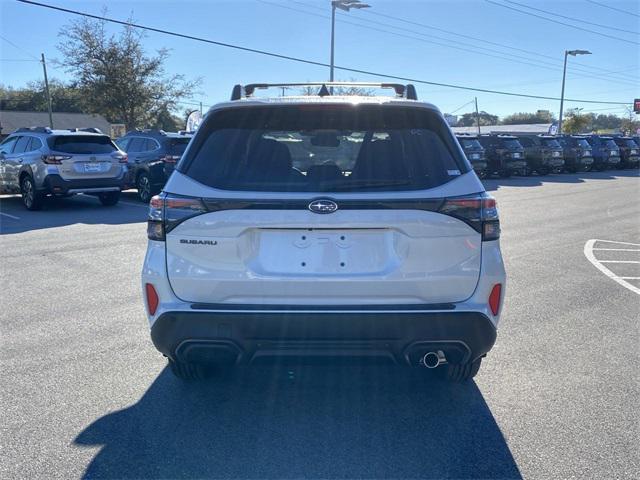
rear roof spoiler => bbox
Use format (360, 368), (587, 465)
(230, 82), (418, 101)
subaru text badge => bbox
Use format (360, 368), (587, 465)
(308, 199), (338, 214)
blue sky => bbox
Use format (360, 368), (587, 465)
(0, 0), (638, 119)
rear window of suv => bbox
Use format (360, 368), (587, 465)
(167, 138), (191, 156)
(458, 138), (482, 149)
(181, 105), (468, 192)
(50, 135), (117, 154)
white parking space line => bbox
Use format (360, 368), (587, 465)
(593, 239), (640, 247)
(0, 211), (20, 220)
(584, 239), (640, 295)
(598, 260), (640, 264)
(592, 248), (640, 252)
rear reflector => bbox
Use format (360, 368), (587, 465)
(145, 283), (159, 315)
(488, 284), (502, 316)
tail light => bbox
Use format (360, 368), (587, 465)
(161, 155), (181, 164)
(488, 284), (502, 316)
(42, 154), (71, 164)
(438, 193), (500, 241)
(114, 153), (128, 163)
(145, 283), (159, 315)
(147, 193), (208, 241)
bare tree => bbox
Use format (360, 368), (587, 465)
(57, 13), (200, 130)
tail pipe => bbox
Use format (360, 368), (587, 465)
(421, 350), (447, 369)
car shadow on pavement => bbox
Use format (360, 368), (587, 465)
(482, 169), (639, 191)
(75, 366), (521, 479)
(0, 191), (147, 235)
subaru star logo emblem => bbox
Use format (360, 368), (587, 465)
(308, 199), (338, 214)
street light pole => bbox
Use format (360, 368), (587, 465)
(329, 1), (371, 84)
(330, 4), (336, 83)
(558, 49), (591, 134)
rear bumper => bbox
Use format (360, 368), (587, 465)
(41, 173), (126, 194)
(150, 309), (497, 366)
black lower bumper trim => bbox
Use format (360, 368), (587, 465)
(42, 173), (126, 194)
(150, 310), (497, 366)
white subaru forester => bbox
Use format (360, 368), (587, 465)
(142, 82), (506, 382)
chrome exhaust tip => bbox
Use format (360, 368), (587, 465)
(422, 351), (446, 369)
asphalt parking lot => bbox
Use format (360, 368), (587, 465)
(1, 170), (639, 479)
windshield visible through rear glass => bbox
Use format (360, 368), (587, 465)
(460, 139), (482, 149)
(51, 136), (117, 154)
(542, 139), (561, 149)
(182, 105), (468, 192)
(500, 139), (522, 149)
(168, 138), (191, 155)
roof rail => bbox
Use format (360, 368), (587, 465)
(230, 82), (418, 101)
(68, 127), (103, 134)
(15, 126), (52, 134)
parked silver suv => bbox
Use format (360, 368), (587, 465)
(0, 127), (128, 210)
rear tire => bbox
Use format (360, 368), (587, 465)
(168, 359), (210, 381)
(440, 358), (482, 382)
(20, 175), (44, 211)
(137, 172), (154, 203)
(98, 191), (120, 206)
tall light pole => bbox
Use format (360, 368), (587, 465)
(330, 0), (370, 83)
(558, 49), (591, 134)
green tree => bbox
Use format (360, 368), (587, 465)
(57, 13), (200, 130)
(590, 113), (623, 131)
(456, 111), (498, 127)
(620, 108), (640, 136)
(501, 110), (555, 125)
(562, 109), (591, 134)
(0, 80), (84, 112)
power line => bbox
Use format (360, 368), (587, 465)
(448, 100), (476, 114)
(485, 0), (639, 45)
(0, 59), (41, 62)
(292, 0), (638, 82)
(15, 0), (630, 105)
(274, 0), (637, 85)
(503, 0), (639, 35)
(586, 0), (640, 18)
(0, 34), (40, 61)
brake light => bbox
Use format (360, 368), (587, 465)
(145, 283), (159, 315)
(147, 193), (208, 241)
(439, 194), (500, 241)
(42, 154), (71, 164)
(488, 284), (502, 316)
(115, 153), (128, 163)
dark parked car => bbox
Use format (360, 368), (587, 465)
(516, 135), (564, 175)
(579, 135), (621, 171)
(611, 136), (640, 169)
(556, 135), (594, 172)
(116, 129), (193, 202)
(477, 134), (526, 177)
(455, 134), (487, 178)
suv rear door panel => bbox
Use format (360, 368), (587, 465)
(166, 208), (481, 305)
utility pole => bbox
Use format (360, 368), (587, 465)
(475, 97), (481, 135)
(41, 53), (53, 129)
(199, 101), (203, 115)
